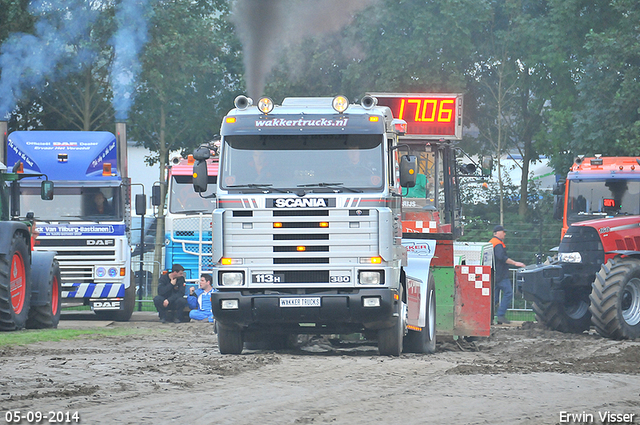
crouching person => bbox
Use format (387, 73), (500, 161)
(187, 273), (215, 323)
(154, 264), (188, 323)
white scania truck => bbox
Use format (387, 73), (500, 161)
(193, 95), (444, 355)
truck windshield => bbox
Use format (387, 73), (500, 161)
(220, 134), (384, 192)
(17, 185), (123, 222)
(567, 178), (640, 225)
(169, 175), (216, 214)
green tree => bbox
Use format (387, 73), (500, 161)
(572, 0), (640, 155)
(39, 1), (116, 132)
(535, 0), (620, 172)
(129, 0), (243, 281)
(264, 0), (490, 102)
(0, 0), (34, 42)
(1, 0), (116, 132)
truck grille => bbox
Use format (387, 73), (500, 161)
(34, 240), (118, 285)
(168, 216), (214, 275)
(224, 208), (378, 267)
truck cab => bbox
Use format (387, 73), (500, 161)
(164, 155), (218, 287)
(5, 129), (135, 321)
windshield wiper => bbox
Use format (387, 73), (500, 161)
(297, 182), (362, 193)
(227, 184), (289, 193)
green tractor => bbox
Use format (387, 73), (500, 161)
(0, 161), (61, 331)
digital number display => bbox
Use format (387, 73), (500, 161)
(603, 198), (618, 208)
(371, 93), (463, 139)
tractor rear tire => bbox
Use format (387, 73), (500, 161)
(403, 274), (437, 354)
(0, 233), (31, 331)
(590, 256), (640, 340)
(533, 296), (591, 334)
(26, 260), (61, 329)
(217, 323), (244, 354)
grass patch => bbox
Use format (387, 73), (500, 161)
(0, 327), (159, 348)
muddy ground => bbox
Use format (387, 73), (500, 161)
(1, 312), (639, 425)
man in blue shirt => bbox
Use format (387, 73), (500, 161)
(187, 273), (215, 322)
(490, 225), (525, 324)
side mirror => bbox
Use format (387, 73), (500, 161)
(151, 184), (162, 207)
(41, 180), (54, 200)
(459, 163), (476, 175)
(135, 193), (146, 216)
(553, 195), (564, 221)
(552, 179), (565, 196)
(193, 146), (211, 162)
(400, 155), (417, 188)
(193, 160), (209, 193)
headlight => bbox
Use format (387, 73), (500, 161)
(94, 266), (124, 279)
(359, 271), (383, 285)
(559, 252), (582, 263)
(220, 272), (245, 286)
(95, 266), (107, 278)
(221, 299), (239, 310)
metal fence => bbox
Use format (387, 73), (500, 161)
(504, 268), (534, 321)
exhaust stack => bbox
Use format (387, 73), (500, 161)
(0, 121), (7, 165)
(116, 121), (128, 180)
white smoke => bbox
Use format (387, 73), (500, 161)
(109, 0), (152, 121)
(0, 0), (98, 118)
(0, 0), (151, 121)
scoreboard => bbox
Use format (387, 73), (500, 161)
(369, 93), (463, 140)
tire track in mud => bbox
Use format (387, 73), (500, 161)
(2, 318), (639, 424)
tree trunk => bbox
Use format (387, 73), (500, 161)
(152, 103), (169, 294)
(518, 71), (543, 217)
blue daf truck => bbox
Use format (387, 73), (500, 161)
(5, 124), (135, 320)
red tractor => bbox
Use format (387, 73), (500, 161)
(518, 156), (640, 339)
(0, 161), (61, 330)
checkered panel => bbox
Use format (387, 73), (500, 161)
(459, 265), (491, 296)
(402, 220), (438, 233)
(454, 264), (492, 337)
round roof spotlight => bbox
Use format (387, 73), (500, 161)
(361, 95), (377, 110)
(332, 95), (349, 113)
(234, 95), (253, 110)
(257, 97), (275, 114)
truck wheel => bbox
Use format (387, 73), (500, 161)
(26, 260), (61, 329)
(532, 296), (591, 334)
(0, 233), (31, 331)
(378, 296), (405, 356)
(245, 333), (296, 350)
(590, 256), (640, 340)
(403, 274), (436, 354)
(217, 323), (244, 354)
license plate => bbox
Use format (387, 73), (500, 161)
(279, 297), (321, 308)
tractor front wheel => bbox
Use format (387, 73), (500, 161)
(533, 294), (591, 334)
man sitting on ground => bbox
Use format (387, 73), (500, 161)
(187, 273), (215, 323)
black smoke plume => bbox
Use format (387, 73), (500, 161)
(231, 0), (376, 100)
